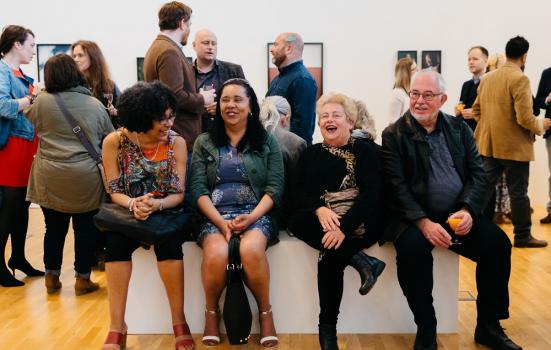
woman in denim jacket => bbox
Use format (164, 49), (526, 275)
(189, 78), (284, 348)
(0, 25), (43, 287)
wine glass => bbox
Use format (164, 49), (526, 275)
(446, 217), (463, 246)
(103, 93), (114, 108)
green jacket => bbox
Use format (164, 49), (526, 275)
(189, 132), (284, 209)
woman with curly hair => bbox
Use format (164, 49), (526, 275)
(101, 81), (193, 350)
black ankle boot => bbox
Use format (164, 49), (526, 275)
(348, 251), (386, 295)
(0, 266), (24, 287)
(319, 324), (339, 350)
(8, 257), (44, 277)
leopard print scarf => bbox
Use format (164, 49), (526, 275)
(322, 138), (356, 190)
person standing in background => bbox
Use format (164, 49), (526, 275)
(535, 66), (551, 224)
(192, 29), (245, 132)
(0, 25), (43, 287)
(454, 46), (488, 131)
(267, 32), (317, 145)
(389, 57), (417, 124)
(71, 40), (121, 128)
(144, 1), (216, 153)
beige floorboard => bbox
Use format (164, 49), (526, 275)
(1, 207), (550, 349)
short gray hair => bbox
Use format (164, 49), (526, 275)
(411, 70), (446, 93)
(260, 96), (292, 132)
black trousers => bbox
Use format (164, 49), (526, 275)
(393, 215), (511, 329)
(42, 207), (98, 275)
(291, 214), (378, 326)
(0, 187), (31, 274)
(481, 156), (531, 239)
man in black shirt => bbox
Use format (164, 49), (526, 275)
(535, 67), (551, 223)
(454, 46), (488, 130)
(192, 29), (245, 132)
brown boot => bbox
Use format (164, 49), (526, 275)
(45, 273), (62, 294)
(74, 277), (99, 296)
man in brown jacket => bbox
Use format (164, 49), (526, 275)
(144, 1), (216, 152)
(473, 36), (551, 248)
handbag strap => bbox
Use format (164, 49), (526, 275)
(226, 235), (242, 282)
(53, 93), (101, 164)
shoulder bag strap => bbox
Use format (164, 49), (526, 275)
(53, 93), (101, 164)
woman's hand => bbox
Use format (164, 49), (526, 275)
(230, 214), (255, 233)
(133, 194), (155, 220)
(315, 206), (341, 232)
(321, 228), (346, 249)
(216, 220), (233, 242)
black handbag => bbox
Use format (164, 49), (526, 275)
(223, 235), (252, 345)
(94, 202), (189, 245)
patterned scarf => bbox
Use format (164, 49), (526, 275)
(322, 137), (356, 190)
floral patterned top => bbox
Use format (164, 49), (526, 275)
(211, 145), (258, 211)
(108, 130), (183, 198)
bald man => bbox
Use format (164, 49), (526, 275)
(192, 29), (245, 132)
(267, 32), (317, 145)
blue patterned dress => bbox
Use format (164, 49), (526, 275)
(197, 145), (273, 244)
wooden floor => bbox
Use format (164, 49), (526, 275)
(1, 208), (551, 350)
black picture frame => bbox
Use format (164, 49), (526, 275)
(421, 50), (442, 73)
(36, 44), (71, 82)
(137, 57), (144, 81)
(267, 42), (323, 100)
(397, 50), (417, 64)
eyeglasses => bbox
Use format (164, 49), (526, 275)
(160, 113), (176, 125)
(409, 91), (442, 101)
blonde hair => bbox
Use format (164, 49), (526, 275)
(394, 57), (415, 92)
(487, 53), (506, 72)
(260, 96), (291, 133)
(316, 92), (358, 126)
(354, 99), (377, 140)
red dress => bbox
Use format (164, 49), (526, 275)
(0, 68), (37, 187)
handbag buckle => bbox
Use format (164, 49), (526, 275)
(72, 126), (81, 134)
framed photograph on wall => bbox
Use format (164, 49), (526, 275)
(137, 57), (144, 81)
(397, 50), (417, 64)
(36, 44), (71, 82)
(267, 42), (323, 100)
(421, 50), (441, 73)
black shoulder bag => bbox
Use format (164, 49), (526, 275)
(223, 235), (252, 345)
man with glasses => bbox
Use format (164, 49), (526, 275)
(144, 1), (216, 153)
(382, 71), (521, 350)
(267, 32), (317, 145)
(472, 36), (551, 248)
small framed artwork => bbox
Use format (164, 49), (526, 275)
(397, 50), (417, 64)
(267, 42), (323, 100)
(421, 50), (441, 73)
(137, 57), (144, 81)
(36, 44), (71, 82)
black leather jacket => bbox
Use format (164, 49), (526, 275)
(381, 111), (487, 242)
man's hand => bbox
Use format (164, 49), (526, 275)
(448, 209), (473, 236)
(205, 102), (216, 115)
(315, 207), (341, 232)
(415, 218), (451, 248)
(543, 118), (551, 130)
(199, 88), (216, 106)
(546, 92), (551, 104)
(321, 228), (346, 249)
(461, 108), (474, 119)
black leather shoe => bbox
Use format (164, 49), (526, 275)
(413, 326), (437, 350)
(319, 324), (339, 350)
(513, 236), (548, 248)
(540, 214), (551, 224)
(474, 320), (522, 350)
(348, 251), (386, 295)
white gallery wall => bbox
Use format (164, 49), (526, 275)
(2, 0), (551, 205)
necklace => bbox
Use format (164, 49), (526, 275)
(134, 133), (160, 161)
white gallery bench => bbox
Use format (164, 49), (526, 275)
(125, 231), (458, 334)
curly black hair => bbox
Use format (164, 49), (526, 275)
(117, 81), (176, 133)
(209, 78), (267, 152)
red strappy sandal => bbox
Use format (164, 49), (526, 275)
(102, 328), (127, 350)
(173, 323), (195, 350)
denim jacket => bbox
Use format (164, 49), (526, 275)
(189, 132), (284, 209)
(0, 60), (35, 141)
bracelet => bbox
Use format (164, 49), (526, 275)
(159, 198), (164, 211)
(128, 198), (135, 212)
